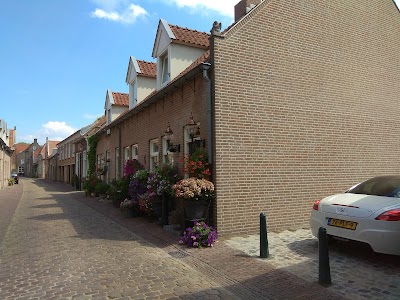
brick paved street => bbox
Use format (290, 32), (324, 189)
(0, 178), (343, 299)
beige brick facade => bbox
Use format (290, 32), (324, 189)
(97, 73), (209, 181)
(212, 0), (400, 235)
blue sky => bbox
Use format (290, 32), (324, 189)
(1, 0), (399, 145)
(0, 0), (237, 145)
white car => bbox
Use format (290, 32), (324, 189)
(310, 175), (400, 256)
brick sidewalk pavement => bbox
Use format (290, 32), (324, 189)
(0, 179), (344, 299)
(72, 182), (343, 300)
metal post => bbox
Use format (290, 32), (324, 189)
(260, 213), (269, 258)
(318, 227), (331, 285)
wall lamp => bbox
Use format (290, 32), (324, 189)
(165, 123), (180, 153)
(186, 113), (201, 142)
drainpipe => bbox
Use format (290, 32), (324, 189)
(200, 62), (213, 165)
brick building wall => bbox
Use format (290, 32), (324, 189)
(96, 73), (209, 181)
(212, 0), (400, 235)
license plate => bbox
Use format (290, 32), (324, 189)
(327, 218), (357, 230)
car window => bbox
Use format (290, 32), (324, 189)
(347, 176), (400, 197)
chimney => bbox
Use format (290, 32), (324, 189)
(234, 0), (261, 22)
(34, 138), (37, 144)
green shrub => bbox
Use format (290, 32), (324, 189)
(95, 181), (110, 196)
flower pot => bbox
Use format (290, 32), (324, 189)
(127, 208), (137, 218)
(184, 201), (208, 220)
(152, 200), (162, 218)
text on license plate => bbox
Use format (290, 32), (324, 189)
(327, 218), (357, 230)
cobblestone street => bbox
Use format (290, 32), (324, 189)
(0, 179), (238, 299)
(0, 179), (344, 299)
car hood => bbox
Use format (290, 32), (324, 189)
(320, 193), (400, 218)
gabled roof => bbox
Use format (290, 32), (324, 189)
(13, 143), (29, 154)
(126, 56), (156, 84)
(40, 140), (60, 157)
(152, 19), (209, 58)
(105, 49), (210, 130)
(169, 24), (209, 48)
(112, 92), (129, 106)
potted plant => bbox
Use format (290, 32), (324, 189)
(185, 148), (211, 180)
(172, 178), (214, 220)
(94, 181), (110, 199)
(129, 169), (149, 201)
(180, 220), (217, 248)
(120, 198), (138, 217)
(147, 163), (181, 221)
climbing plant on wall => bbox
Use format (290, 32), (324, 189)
(87, 135), (98, 179)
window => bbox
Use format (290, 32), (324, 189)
(83, 150), (87, 177)
(106, 151), (110, 183)
(107, 108), (111, 124)
(115, 148), (120, 178)
(72, 144), (75, 158)
(130, 80), (137, 107)
(149, 139), (159, 171)
(124, 146), (130, 163)
(97, 154), (101, 169)
(131, 144), (138, 160)
(162, 136), (173, 164)
(161, 53), (169, 85)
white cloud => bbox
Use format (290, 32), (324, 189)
(91, 2), (148, 24)
(19, 121), (76, 145)
(162, 0), (238, 18)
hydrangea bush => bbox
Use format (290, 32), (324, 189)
(180, 220), (217, 248)
(172, 178), (215, 201)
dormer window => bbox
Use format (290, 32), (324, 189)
(161, 53), (170, 85)
(129, 80), (137, 107)
(107, 108), (111, 125)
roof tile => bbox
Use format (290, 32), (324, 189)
(137, 60), (156, 78)
(169, 24), (209, 48)
(112, 92), (129, 106)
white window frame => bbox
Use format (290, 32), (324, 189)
(162, 136), (173, 164)
(131, 144), (138, 160)
(161, 52), (169, 85)
(72, 144), (75, 158)
(130, 80), (137, 107)
(107, 108), (111, 125)
(124, 146), (130, 163)
(149, 139), (159, 171)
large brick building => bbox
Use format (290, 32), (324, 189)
(56, 0), (400, 236)
(211, 0), (400, 234)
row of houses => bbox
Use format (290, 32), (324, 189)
(0, 119), (15, 189)
(16, 0), (400, 236)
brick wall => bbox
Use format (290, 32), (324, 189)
(212, 0), (400, 235)
(96, 73), (209, 182)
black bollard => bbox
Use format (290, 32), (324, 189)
(260, 213), (269, 258)
(318, 227), (331, 285)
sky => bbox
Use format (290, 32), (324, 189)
(0, 0), (238, 145)
(1, 0), (399, 145)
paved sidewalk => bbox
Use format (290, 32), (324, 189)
(0, 178), (344, 299)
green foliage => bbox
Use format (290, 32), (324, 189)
(108, 178), (130, 200)
(95, 181), (110, 196)
(83, 177), (101, 194)
(87, 135), (98, 179)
